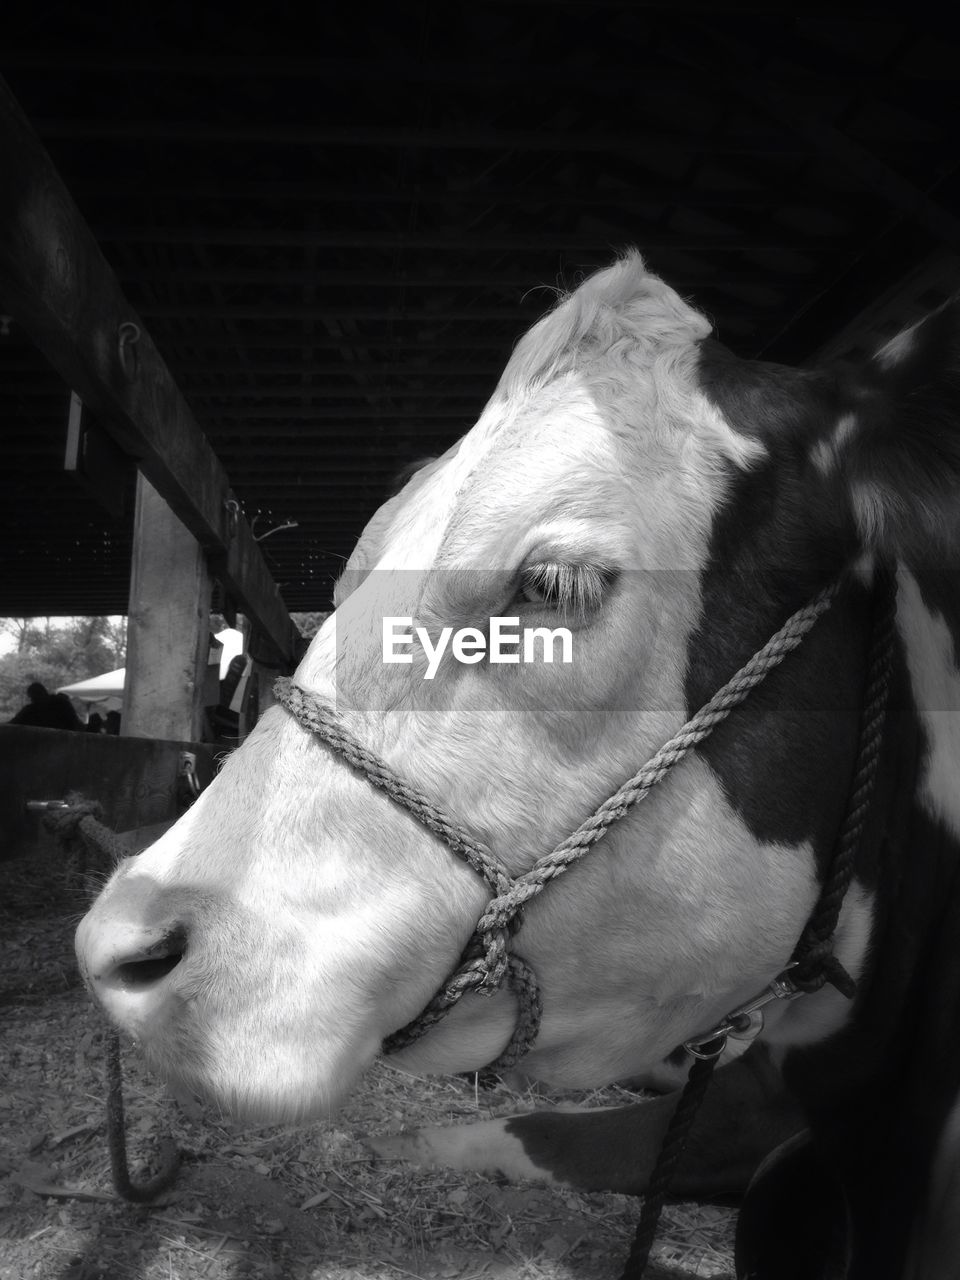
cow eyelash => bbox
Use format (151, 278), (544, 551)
(517, 562), (615, 615)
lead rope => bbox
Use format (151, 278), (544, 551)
(621, 567), (897, 1279)
(46, 799), (182, 1203)
(275, 580), (838, 1071)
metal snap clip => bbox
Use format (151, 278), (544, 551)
(682, 965), (803, 1060)
(117, 321), (141, 379)
(224, 497), (240, 540)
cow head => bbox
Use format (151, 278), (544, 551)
(75, 254), (960, 1122)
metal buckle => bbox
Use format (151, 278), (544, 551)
(178, 751), (201, 801)
(682, 964), (803, 1060)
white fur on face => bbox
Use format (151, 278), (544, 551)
(78, 254), (796, 1114)
(896, 569), (960, 841)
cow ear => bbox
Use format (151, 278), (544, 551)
(820, 301), (960, 563)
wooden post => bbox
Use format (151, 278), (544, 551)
(123, 474), (212, 742)
(0, 76), (299, 665)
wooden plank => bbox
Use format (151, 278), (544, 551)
(706, 37), (960, 256)
(812, 251), (960, 366)
(8, 51), (933, 86)
(136, 304), (545, 321)
(0, 75), (298, 664)
(0, 725), (217, 861)
(6, 383), (498, 400)
(75, 180), (794, 210)
(188, 406), (479, 421)
(3, 363), (497, 379)
(31, 119), (800, 155)
(109, 264), (781, 288)
(94, 227), (819, 251)
(123, 476), (214, 742)
(143, 335), (513, 350)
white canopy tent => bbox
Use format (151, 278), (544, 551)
(57, 629), (246, 712)
(56, 667), (125, 711)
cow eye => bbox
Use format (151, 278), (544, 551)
(517, 562), (615, 615)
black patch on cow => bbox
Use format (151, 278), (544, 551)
(697, 339), (843, 450)
(689, 342), (867, 875)
(781, 755), (960, 1278)
(503, 1041), (804, 1199)
(735, 1134), (851, 1280)
(845, 302), (960, 564)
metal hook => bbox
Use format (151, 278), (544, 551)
(682, 965), (803, 1060)
(178, 752), (201, 802)
(223, 497), (240, 540)
(117, 321), (141, 379)
(254, 519), (299, 542)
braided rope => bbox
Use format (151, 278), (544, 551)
(105, 1035), (181, 1202)
(620, 1053), (721, 1279)
(46, 798), (182, 1203)
(621, 569), (896, 1278)
(275, 579), (837, 1060)
(43, 794), (130, 873)
(477, 954), (545, 1083)
(790, 568), (897, 996)
(477, 583), (839, 932)
(274, 681), (512, 898)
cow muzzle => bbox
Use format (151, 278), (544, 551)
(76, 910), (188, 1032)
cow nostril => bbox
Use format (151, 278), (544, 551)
(115, 952), (184, 989)
(103, 927), (187, 991)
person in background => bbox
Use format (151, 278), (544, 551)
(104, 710), (121, 735)
(8, 682), (82, 730)
(51, 692), (83, 730)
(8, 681), (52, 725)
(86, 712), (105, 734)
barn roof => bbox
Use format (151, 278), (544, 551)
(3, 8), (960, 617)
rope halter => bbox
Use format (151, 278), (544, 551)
(274, 578), (840, 1074)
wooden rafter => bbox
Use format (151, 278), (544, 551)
(0, 75), (298, 661)
(702, 33), (960, 255)
(93, 228), (823, 251)
(32, 119), (800, 155)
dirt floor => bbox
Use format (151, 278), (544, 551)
(0, 849), (735, 1280)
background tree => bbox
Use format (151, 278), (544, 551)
(291, 611), (331, 640)
(0, 617), (126, 720)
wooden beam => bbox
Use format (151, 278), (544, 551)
(123, 475), (213, 741)
(123, 267), (558, 287)
(75, 179), (803, 212)
(177, 363), (502, 377)
(154, 335), (515, 351)
(112, 264), (787, 290)
(3, 363), (503, 380)
(33, 119), (800, 156)
(137, 304), (547, 321)
(134, 294), (780, 324)
(812, 251), (960, 366)
(0, 75), (298, 663)
(703, 35), (960, 255)
(6, 383), (498, 400)
(192, 390), (490, 403)
(9, 50), (943, 86)
(96, 227), (821, 251)
(208, 408), (477, 421)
